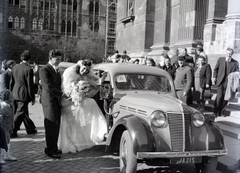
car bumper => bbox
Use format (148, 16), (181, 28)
(137, 149), (228, 159)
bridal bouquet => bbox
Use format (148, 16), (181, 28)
(70, 80), (89, 107)
(69, 80), (90, 126)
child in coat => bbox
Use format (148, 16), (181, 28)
(0, 89), (17, 164)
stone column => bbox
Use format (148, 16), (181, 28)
(169, 0), (180, 49)
(203, 0), (228, 54)
(209, 0), (240, 55)
(147, 0), (170, 64)
(223, 0), (240, 54)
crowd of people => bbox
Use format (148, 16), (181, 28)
(0, 46), (239, 166)
(0, 49), (109, 160)
(106, 47), (239, 116)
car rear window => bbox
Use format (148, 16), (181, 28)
(115, 73), (171, 92)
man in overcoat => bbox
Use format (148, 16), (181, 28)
(213, 48), (239, 117)
(39, 49), (68, 158)
(11, 50), (37, 137)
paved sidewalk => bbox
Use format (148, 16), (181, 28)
(1, 103), (120, 173)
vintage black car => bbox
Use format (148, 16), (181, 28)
(93, 63), (227, 173)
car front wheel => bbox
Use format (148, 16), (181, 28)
(195, 156), (218, 173)
(119, 130), (137, 173)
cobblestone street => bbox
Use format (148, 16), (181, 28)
(0, 102), (213, 173)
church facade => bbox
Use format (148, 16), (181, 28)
(115, 0), (240, 65)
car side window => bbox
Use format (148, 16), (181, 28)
(115, 75), (131, 90)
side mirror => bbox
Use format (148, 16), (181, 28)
(100, 83), (113, 100)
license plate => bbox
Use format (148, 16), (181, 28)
(170, 157), (202, 164)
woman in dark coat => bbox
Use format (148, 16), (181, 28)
(194, 56), (212, 111)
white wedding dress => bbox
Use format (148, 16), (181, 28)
(58, 63), (108, 153)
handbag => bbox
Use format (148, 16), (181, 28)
(204, 88), (212, 99)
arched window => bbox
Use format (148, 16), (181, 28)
(20, 17), (25, 29)
(61, 20), (65, 33)
(89, 17), (93, 31)
(62, 0), (66, 5)
(95, 1), (99, 15)
(127, 0), (135, 16)
(8, 16), (13, 29)
(89, 1), (94, 14)
(45, 1), (49, 10)
(72, 21), (76, 36)
(32, 18), (37, 30)
(15, 0), (19, 5)
(43, 18), (48, 30)
(38, 18), (43, 30)
(67, 20), (71, 33)
(14, 16), (19, 29)
(73, 0), (77, 11)
(110, 3), (116, 12)
(94, 21), (99, 32)
(68, 0), (72, 5)
(50, 18), (54, 30)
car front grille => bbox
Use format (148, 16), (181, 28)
(168, 113), (192, 151)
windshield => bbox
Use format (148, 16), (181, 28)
(115, 73), (172, 93)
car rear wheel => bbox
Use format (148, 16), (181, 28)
(195, 156), (218, 173)
(119, 130), (137, 173)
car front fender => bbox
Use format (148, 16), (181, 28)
(106, 115), (155, 155)
(192, 119), (226, 151)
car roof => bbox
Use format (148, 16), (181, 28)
(93, 63), (171, 77)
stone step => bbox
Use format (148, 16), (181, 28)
(203, 103), (239, 117)
(215, 121), (240, 139)
(206, 99), (240, 111)
(216, 134), (240, 172)
(217, 155), (237, 173)
(210, 93), (240, 103)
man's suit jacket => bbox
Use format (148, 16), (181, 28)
(163, 65), (176, 79)
(194, 64), (212, 89)
(213, 57), (239, 86)
(39, 63), (62, 108)
(174, 65), (193, 93)
(11, 63), (35, 102)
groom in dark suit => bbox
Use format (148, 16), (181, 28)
(39, 49), (68, 159)
(213, 48), (239, 117)
(11, 50), (37, 137)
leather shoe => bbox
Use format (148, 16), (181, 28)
(10, 133), (18, 138)
(44, 148), (48, 155)
(27, 129), (37, 134)
(48, 153), (61, 159)
(227, 160), (240, 171)
(57, 150), (62, 154)
(45, 148), (62, 155)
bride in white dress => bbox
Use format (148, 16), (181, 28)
(58, 60), (108, 153)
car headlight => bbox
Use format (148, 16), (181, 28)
(151, 111), (166, 127)
(192, 112), (205, 127)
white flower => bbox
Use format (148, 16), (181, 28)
(70, 80), (90, 107)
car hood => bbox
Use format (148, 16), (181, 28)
(115, 92), (192, 114)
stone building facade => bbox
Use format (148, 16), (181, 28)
(0, 0), (110, 62)
(116, 0), (240, 65)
